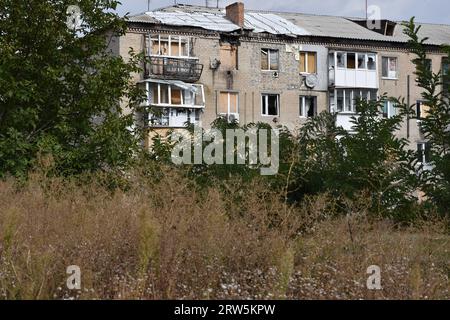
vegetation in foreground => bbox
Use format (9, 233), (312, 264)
(0, 170), (448, 300)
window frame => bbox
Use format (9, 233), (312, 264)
(332, 89), (377, 114)
(148, 82), (205, 108)
(417, 142), (431, 165)
(382, 56), (399, 79)
(299, 51), (317, 74)
(382, 100), (397, 118)
(334, 52), (377, 71)
(218, 91), (239, 116)
(299, 96), (317, 118)
(261, 48), (280, 71)
(149, 34), (193, 58)
(261, 93), (280, 117)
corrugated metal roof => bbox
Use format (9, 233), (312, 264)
(393, 23), (450, 46)
(277, 12), (400, 42)
(244, 13), (310, 36)
(128, 4), (450, 45)
(129, 10), (310, 36)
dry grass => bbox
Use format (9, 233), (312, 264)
(0, 170), (448, 300)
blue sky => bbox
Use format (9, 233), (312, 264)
(117, 0), (449, 24)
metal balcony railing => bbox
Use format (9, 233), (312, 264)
(144, 56), (204, 83)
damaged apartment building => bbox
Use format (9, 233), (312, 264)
(109, 2), (450, 165)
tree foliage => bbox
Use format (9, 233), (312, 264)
(403, 18), (450, 213)
(0, 0), (145, 177)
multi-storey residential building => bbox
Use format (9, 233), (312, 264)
(109, 2), (450, 163)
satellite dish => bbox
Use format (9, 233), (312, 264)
(305, 74), (318, 89)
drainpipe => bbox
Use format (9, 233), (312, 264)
(407, 74), (411, 139)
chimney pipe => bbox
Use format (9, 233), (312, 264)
(226, 2), (245, 28)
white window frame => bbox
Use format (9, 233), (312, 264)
(261, 48), (280, 71)
(149, 34), (194, 59)
(332, 89), (377, 113)
(382, 56), (398, 79)
(382, 100), (397, 118)
(261, 94), (280, 116)
(334, 52), (377, 71)
(148, 82), (205, 108)
(299, 96), (317, 118)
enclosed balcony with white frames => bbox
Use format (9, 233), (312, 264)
(329, 51), (378, 89)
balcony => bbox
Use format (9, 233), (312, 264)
(329, 51), (378, 89)
(144, 56), (204, 83)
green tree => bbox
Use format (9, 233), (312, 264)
(0, 0), (145, 178)
(403, 18), (450, 214)
(289, 100), (419, 218)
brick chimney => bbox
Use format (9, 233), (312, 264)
(226, 2), (245, 28)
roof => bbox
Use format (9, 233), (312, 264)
(127, 4), (450, 46)
(393, 23), (450, 46)
(129, 8), (310, 36)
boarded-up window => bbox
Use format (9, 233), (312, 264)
(299, 52), (317, 73)
(220, 44), (237, 69)
(219, 92), (238, 114)
(171, 36), (180, 56)
(171, 88), (182, 105)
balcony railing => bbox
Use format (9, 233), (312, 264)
(144, 56), (204, 83)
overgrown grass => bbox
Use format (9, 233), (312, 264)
(0, 169), (448, 300)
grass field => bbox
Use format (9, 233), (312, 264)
(0, 171), (448, 300)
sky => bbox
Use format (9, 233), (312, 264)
(117, 0), (449, 24)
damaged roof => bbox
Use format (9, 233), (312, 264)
(129, 8), (310, 36)
(128, 4), (450, 46)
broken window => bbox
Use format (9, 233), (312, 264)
(299, 52), (317, 74)
(220, 43), (238, 70)
(261, 49), (279, 71)
(262, 94), (279, 116)
(149, 82), (204, 107)
(357, 53), (367, 69)
(150, 35), (191, 57)
(382, 57), (398, 79)
(300, 96), (317, 118)
(337, 52), (346, 68)
(218, 92), (239, 115)
(367, 54), (377, 70)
